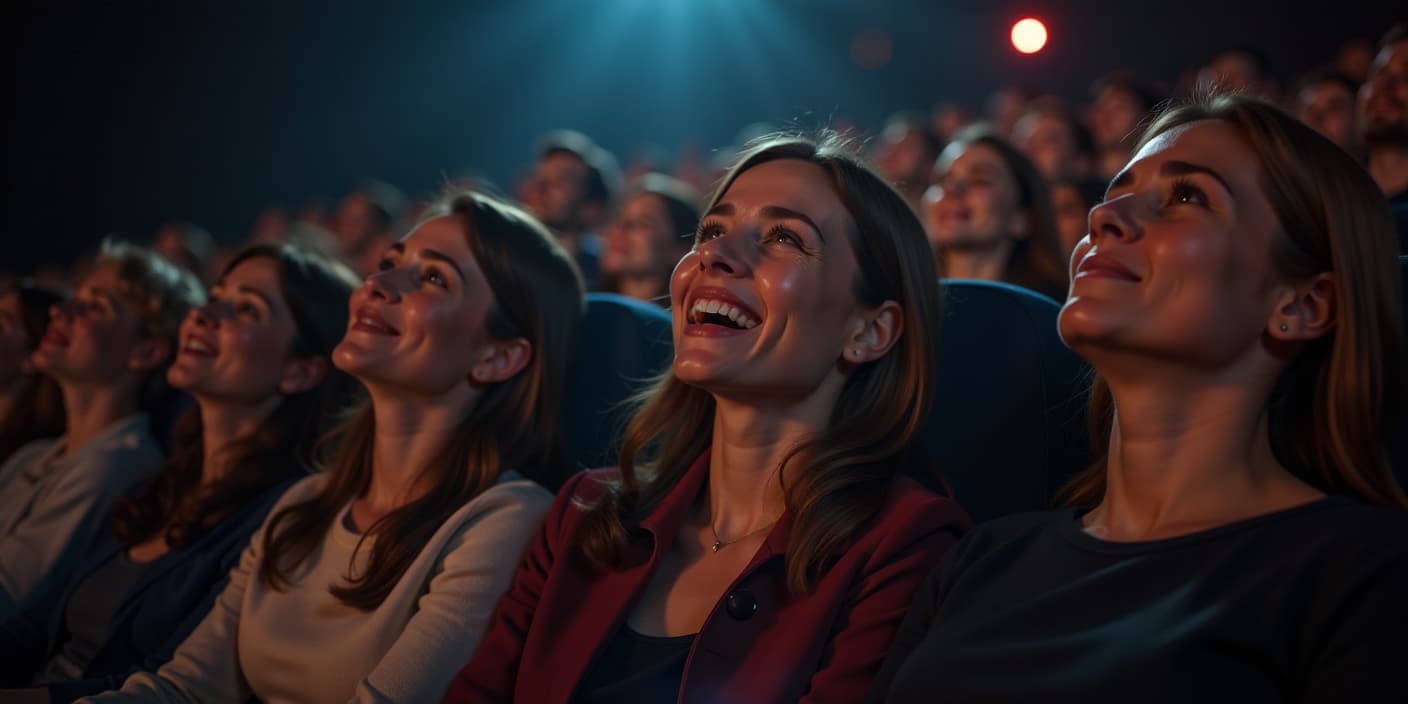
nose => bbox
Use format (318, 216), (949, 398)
(189, 300), (224, 329)
(362, 268), (402, 303)
(695, 232), (750, 277)
(51, 299), (80, 322)
(1088, 193), (1144, 246)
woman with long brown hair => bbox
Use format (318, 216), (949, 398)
(0, 243), (358, 703)
(871, 94), (1408, 702)
(445, 133), (969, 703)
(86, 192), (583, 703)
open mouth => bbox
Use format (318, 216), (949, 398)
(688, 297), (759, 330)
(181, 335), (217, 356)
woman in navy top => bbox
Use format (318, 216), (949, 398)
(872, 94), (1408, 702)
(0, 243), (359, 703)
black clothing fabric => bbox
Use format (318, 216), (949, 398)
(576, 626), (694, 703)
(872, 497), (1408, 703)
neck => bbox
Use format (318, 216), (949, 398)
(1087, 356), (1316, 541)
(704, 388), (838, 537)
(616, 275), (667, 303)
(362, 385), (479, 514)
(1368, 144), (1408, 197)
(59, 379), (141, 453)
(196, 394), (284, 485)
(0, 376), (32, 425)
(941, 242), (1012, 281)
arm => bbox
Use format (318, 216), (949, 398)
(801, 498), (968, 704)
(349, 483), (553, 703)
(440, 472), (590, 703)
(864, 552), (954, 704)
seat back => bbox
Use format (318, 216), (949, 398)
(557, 293), (673, 490)
(922, 280), (1092, 523)
(1391, 256), (1408, 489)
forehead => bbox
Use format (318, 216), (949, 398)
(80, 262), (123, 294)
(218, 256), (283, 294)
(623, 192), (666, 218)
(538, 151), (587, 178)
(721, 159), (851, 232)
(1373, 40), (1408, 72)
(1127, 120), (1258, 185)
(941, 141), (1009, 174)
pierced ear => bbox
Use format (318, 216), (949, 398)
(843, 301), (904, 365)
(278, 356), (328, 395)
(1269, 272), (1336, 341)
(127, 338), (172, 374)
(469, 337), (532, 385)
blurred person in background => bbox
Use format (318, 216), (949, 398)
(600, 174), (701, 305)
(520, 130), (623, 289)
(0, 281), (68, 465)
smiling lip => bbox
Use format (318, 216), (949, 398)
(180, 332), (217, 358)
(1075, 253), (1140, 282)
(40, 327), (70, 347)
(351, 306), (400, 336)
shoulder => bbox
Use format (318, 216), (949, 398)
(451, 471), (556, 523)
(865, 475), (972, 543)
(1283, 498), (1408, 567)
(265, 473), (327, 512)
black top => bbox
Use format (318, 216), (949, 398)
(871, 497), (1408, 703)
(576, 625), (694, 703)
(34, 552), (152, 684)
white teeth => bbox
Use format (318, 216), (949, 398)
(688, 298), (760, 329)
(186, 339), (212, 353)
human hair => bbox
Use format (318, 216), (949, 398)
(111, 243), (362, 550)
(94, 238), (206, 408)
(0, 280), (68, 461)
(1295, 66), (1360, 99)
(575, 131), (943, 595)
(935, 127), (1068, 299)
(1379, 22), (1408, 50)
(258, 192), (585, 610)
(538, 129), (623, 207)
(1062, 94), (1407, 509)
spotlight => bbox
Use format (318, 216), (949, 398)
(1011, 18), (1047, 54)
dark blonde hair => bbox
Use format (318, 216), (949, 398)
(1063, 94), (1406, 509)
(258, 192), (585, 609)
(576, 132), (943, 594)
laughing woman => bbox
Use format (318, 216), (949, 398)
(84, 193), (583, 703)
(871, 95), (1408, 702)
(0, 243), (358, 703)
(446, 134), (970, 704)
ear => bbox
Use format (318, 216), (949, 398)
(127, 338), (172, 374)
(842, 301), (904, 364)
(278, 356), (328, 395)
(469, 337), (532, 385)
(1268, 272), (1336, 342)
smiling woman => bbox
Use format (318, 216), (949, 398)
(446, 132), (969, 704)
(870, 94), (1408, 703)
(81, 192), (584, 704)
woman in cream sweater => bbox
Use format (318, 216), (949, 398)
(84, 192), (584, 703)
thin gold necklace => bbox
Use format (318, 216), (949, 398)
(708, 516), (779, 552)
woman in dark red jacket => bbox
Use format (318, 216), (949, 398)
(444, 132), (970, 704)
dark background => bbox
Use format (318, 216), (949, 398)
(3, 0), (1399, 273)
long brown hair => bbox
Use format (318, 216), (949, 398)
(0, 281), (68, 461)
(112, 244), (362, 549)
(576, 132), (943, 595)
(1063, 94), (1407, 509)
(258, 191), (585, 610)
(934, 128), (1068, 300)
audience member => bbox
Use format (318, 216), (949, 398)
(923, 127), (1068, 300)
(445, 132), (969, 703)
(872, 111), (944, 211)
(1361, 23), (1408, 252)
(600, 174), (701, 305)
(150, 222), (216, 283)
(1012, 102), (1097, 183)
(519, 129), (623, 289)
(871, 94), (1408, 702)
(1296, 67), (1362, 157)
(0, 241), (203, 621)
(0, 281), (68, 465)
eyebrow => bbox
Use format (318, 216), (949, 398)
(1106, 160), (1235, 199)
(388, 242), (465, 282)
(704, 202), (826, 243)
(235, 285), (276, 309)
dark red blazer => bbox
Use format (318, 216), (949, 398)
(444, 451), (970, 703)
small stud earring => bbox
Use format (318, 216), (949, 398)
(852, 349), (861, 358)
(1279, 323), (1289, 332)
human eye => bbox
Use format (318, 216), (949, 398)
(1166, 178), (1209, 208)
(422, 268), (448, 289)
(762, 225), (804, 248)
(694, 219), (725, 245)
(235, 301), (262, 321)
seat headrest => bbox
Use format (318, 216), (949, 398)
(922, 280), (1092, 523)
(558, 293), (673, 490)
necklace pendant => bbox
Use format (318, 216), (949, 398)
(711, 540), (722, 552)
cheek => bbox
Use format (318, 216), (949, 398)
(669, 252), (699, 306)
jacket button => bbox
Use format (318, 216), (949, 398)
(726, 589), (757, 621)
